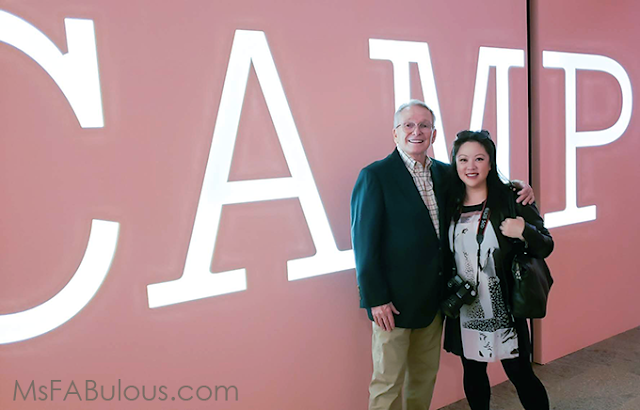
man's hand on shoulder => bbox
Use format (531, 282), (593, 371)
(510, 179), (535, 205)
(371, 302), (400, 332)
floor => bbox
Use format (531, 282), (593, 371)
(438, 326), (640, 410)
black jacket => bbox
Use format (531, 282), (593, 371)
(443, 191), (554, 356)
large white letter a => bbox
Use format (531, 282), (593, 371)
(147, 30), (354, 308)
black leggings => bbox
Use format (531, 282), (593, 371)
(461, 354), (549, 410)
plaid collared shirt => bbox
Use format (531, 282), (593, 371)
(397, 147), (440, 238)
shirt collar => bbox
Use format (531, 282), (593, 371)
(396, 146), (432, 171)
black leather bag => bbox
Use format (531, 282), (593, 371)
(510, 253), (553, 318)
(507, 191), (553, 318)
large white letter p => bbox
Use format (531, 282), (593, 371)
(543, 51), (632, 228)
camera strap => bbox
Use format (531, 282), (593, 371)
(476, 201), (490, 247)
(476, 201), (491, 273)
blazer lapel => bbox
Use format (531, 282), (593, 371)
(387, 150), (437, 235)
(388, 150), (429, 211)
(430, 160), (448, 234)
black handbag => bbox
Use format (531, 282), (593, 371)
(507, 192), (553, 319)
(510, 252), (553, 318)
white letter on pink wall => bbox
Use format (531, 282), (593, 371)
(369, 39), (450, 163)
(0, 11), (117, 344)
(543, 51), (632, 228)
(147, 30), (354, 308)
(0, 10), (104, 128)
(469, 47), (525, 179)
(0, 221), (119, 344)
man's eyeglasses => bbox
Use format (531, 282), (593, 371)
(395, 122), (434, 133)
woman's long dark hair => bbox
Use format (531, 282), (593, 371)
(448, 130), (511, 214)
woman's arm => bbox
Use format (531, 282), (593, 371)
(516, 201), (554, 259)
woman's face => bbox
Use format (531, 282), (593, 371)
(455, 141), (491, 190)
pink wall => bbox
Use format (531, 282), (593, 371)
(530, 0), (640, 364)
(0, 1), (638, 409)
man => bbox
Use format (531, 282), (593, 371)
(350, 100), (533, 410)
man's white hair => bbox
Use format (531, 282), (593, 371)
(393, 100), (437, 128)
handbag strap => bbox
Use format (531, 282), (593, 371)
(506, 186), (535, 362)
(507, 186), (517, 219)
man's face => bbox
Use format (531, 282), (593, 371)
(393, 105), (437, 164)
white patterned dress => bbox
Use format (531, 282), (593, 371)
(449, 204), (519, 362)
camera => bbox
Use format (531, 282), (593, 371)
(441, 274), (477, 319)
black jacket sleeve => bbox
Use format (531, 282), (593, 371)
(516, 201), (554, 259)
(350, 168), (390, 308)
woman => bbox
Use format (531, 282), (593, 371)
(443, 130), (553, 410)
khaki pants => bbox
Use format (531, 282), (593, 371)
(369, 313), (443, 410)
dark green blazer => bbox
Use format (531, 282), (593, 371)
(351, 149), (450, 329)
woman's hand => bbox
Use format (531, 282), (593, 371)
(500, 216), (525, 240)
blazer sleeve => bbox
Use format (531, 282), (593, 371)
(516, 201), (554, 259)
(350, 168), (390, 308)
